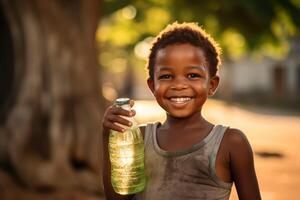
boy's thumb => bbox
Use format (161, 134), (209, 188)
(130, 99), (135, 107)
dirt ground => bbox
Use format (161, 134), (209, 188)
(1, 99), (299, 200)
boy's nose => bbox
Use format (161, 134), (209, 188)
(170, 77), (188, 90)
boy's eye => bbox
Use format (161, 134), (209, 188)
(187, 73), (201, 79)
(158, 74), (172, 80)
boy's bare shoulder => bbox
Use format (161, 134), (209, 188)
(222, 127), (252, 152)
(221, 127), (254, 166)
(224, 128), (248, 142)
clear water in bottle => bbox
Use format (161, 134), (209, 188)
(109, 98), (146, 195)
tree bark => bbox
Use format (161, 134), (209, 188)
(0, 0), (103, 193)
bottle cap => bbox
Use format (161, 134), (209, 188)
(115, 98), (130, 106)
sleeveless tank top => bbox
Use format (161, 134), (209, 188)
(134, 122), (232, 200)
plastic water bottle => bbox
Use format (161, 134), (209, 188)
(109, 98), (146, 195)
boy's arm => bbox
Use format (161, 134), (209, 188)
(102, 105), (135, 200)
(227, 128), (261, 200)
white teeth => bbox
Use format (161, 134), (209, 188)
(170, 97), (191, 103)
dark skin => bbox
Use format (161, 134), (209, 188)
(102, 43), (261, 200)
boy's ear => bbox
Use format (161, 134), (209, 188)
(147, 78), (155, 94)
(208, 75), (220, 96)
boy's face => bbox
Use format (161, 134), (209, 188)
(147, 43), (219, 118)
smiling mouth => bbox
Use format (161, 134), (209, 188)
(169, 97), (192, 104)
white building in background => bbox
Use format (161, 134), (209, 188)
(218, 38), (300, 103)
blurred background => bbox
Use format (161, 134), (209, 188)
(0, 0), (300, 199)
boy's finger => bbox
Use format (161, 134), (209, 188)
(129, 99), (135, 107)
(104, 121), (125, 133)
(107, 115), (132, 127)
(110, 106), (132, 116)
(130, 109), (136, 116)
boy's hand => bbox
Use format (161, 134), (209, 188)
(102, 100), (136, 200)
(102, 100), (136, 133)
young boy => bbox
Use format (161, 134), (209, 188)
(102, 22), (261, 200)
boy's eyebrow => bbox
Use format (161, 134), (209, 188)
(156, 65), (208, 73)
(157, 66), (172, 71)
(187, 65), (207, 71)
(157, 65), (207, 71)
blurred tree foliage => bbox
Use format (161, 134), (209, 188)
(98, 0), (300, 60)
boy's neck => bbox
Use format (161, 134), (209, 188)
(163, 111), (209, 130)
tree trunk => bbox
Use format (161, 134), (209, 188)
(0, 0), (103, 193)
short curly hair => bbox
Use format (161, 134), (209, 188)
(147, 22), (221, 79)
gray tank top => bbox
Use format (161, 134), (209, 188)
(134, 122), (232, 200)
